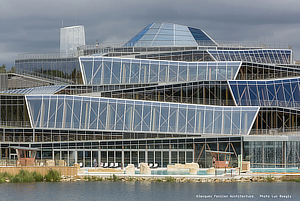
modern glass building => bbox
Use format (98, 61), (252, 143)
(1, 22), (300, 168)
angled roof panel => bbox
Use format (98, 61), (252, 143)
(0, 85), (67, 95)
(124, 22), (217, 47)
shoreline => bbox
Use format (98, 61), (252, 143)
(69, 168), (300, 183)
(60, 173), (300, 183)
(2, 166), (300, 183)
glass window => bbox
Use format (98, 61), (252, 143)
(92, 59), (103, 84)
(142, 105), (151, 131)
(82, 60), (93, 84)
(186, 108), (196, 133)
(103, 59), (112, 84)
(133, 104), (142, 131)
(257, 84), (268, 106)
(266, 82), (276, 106)
(275, 82), (285, 103)
(48, 97), (57, 128)
(111, 61), (121, 84)
(178, 107), (187, 133)
(130, 61), (140, 83)
(204, 109), (213, 134)
(160, 106), (169, 132)
(232, 109), (241, 135)
(98, 101), (107, 130)
(213, 110), (222, 134)
(115, 103), (125, 130)
(168, 62), (178, 82)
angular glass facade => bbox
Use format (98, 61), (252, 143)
(235, 62), (300, 80)
(101, 81), (235, 106)
(208, 49), (292, 65)
(0, 95), (30, 128)
(79, 57), (241, 85)
(229, 78), (300, 107)
(26, 95), (259, 135)
(2, 22), (300, 168)
(15, 58), (82, 85)
(0, 85), (67, 95)
(123, 22), (216, 47)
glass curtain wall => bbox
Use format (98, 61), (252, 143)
(26, 95), (259, 135)
(101, 81), (235, 106)
(243, 141), (300, 168)
(0, 95), (30, 128)
(250, 107), (300, 135)
(229, 78), (300, 107)
(136, 50), (215, 62)
(208, 49), (292, 65)
(79, 57), (241, 85)
(15, 58), (82, 84)
(236, 63), (300, 80)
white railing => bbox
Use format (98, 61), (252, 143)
(17, 40), (290, 60)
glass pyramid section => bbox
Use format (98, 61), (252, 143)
(124, 22), (217, 47)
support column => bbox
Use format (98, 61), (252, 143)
(122, 151), (124, 169)
(283, 141), (286, 168)
(33, 129), (35, 143)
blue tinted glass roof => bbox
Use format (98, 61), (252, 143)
(0, 85), (66, 95)
(208, 49), (292, 64)
(124, 22), (217, 47)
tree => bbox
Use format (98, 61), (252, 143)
(8, 66), (16, 73)
(0, 64), (6, 73)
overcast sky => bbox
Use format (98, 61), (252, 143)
(1, 0), (300, 69)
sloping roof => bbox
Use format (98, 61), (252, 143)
(9, 146), (40, 151)
(0, 85), (66, 95)
(124, 22), (217, 47)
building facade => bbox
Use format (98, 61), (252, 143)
(1, 22), (300, 168)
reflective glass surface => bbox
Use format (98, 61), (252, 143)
(80, 57), (241, 85)
(229, 78), (300, 107)
(0, 85), (66, 95)
(208, 49), (292, 65)
(124, 22), (216, 47)
(26, 95), (259, 135)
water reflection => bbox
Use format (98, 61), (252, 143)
(0, 182), (300, 200)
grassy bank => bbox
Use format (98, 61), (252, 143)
(3, 172), (300, 183)
(0, 169), (61, 183)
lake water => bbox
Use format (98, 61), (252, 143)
(0, 181), (300, 200)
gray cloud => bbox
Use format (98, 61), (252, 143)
(1, 0), (300, 69)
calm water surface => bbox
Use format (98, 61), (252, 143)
(0, 181), (299, 200)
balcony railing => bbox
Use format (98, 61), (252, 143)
(250, 128), (300, 136)
(17, 40), (290, 60)
(0, 121), (31, 128)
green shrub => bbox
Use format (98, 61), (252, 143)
(45, 169), (61, 182)
(112, 174), (119, 181)
(266, 175), (274, 182)
(0, 172), (12, 182)
(84, 175), (92, 181)
(165, 176), (175, 182)
(0, 178), (5, 183)
(106, 174), (120, 181)
(282, 178), (300, 183)
(10, 170), (35, 183)
(0, 172), (11, 183)
(32, 171), (44, 182)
